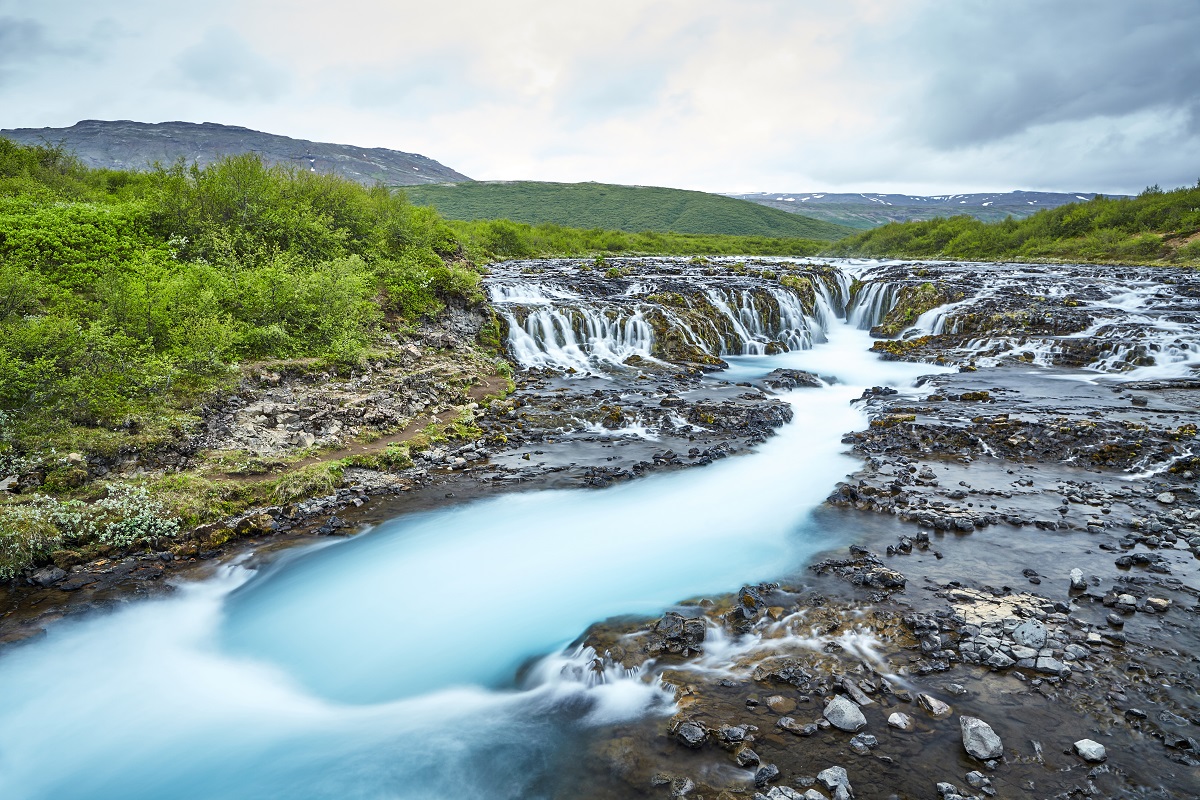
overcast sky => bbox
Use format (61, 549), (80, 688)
(2, 0), (1197, 194)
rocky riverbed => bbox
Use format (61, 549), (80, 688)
(1, 257), (1197, 799)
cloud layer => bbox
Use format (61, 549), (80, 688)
(1, 0), (1196, 193)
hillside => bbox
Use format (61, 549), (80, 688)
(403, 181), (855, 239)
(824, 183), (1200, 265)
(0, 120), (469, 186)
(729, 190), (1127, 229)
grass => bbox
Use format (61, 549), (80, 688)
(402, 181), (855, 240)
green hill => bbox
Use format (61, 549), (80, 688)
(402, 181), (855, 240)
(825, 182), (1200, 266)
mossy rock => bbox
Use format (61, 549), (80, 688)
(871, 283), (964, 338)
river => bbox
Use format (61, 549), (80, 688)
(0, 274), (940, 799)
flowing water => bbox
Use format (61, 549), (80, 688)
(1, 258), (1193, 799)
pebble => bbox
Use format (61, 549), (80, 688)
(1069, 568), (1086, 590)
(1074, 739), (1108, 762)
(888, 712), (916, 731)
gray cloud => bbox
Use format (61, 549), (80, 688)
(172, 27), (290, 102)
(908, 0), (1200, 148)
(0, 17), (55, 86)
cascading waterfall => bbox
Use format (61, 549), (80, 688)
(490, 268), (863, 373)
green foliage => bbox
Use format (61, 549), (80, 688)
(827, 183), (1200, 266)
(0, 483), (179, 577)
(450, 219), (828, 262)
(0, 139), (484, 459)
(403, 181), (854, 240)
(272, 461), (346, 504)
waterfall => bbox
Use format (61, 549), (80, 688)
(490, 273), (847, 372)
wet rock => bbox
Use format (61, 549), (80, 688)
(888, 712), (916, 731)
(1156, 492), (1176, 505)
(817, 765), (852, 799)
(736, 747), (761, 767)
(823, 695), (868, 732)
(965, 770), (991, 790)
(960, 716), (1003, 760)
(1036, 656), (1070, 676)
(778, 717), (818, 736)
(1012, 620), (1047, 649)
(918, 693), (953, 717)
(849, 733), (878, 754)
(649, 612), (707, 655)
(754, 763), (781, 788)
(841, 677), (875, 706)
(1074, 739), (1108, 762)
(674, 721), (708, 749)
(29, 566), (66, 587)
(1069, 568), (1086, 590)
(766, 695), (797, 714)
(762, 369), (823, 391)
(754, 788), (806, 800)
(1145, 597), (1171, 612)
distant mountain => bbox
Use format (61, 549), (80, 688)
(0, 120), (470, 186)
(727, 191), (1131, 229)
(403, 181), (855, 240)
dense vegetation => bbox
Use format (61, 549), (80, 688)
(402, 181), (855, 240)
(826, 183), (1200, 265)
(0, 140), (481, 457)
(452, 219), (829, 260)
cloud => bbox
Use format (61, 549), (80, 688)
(1, 0), (1197, 194)
(0, 17), (60, 87)
(906, 0), (1200, 149)
(171, 27), (291, 102)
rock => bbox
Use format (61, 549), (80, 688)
(1145, 597), (1171, 612)
(66, 452), (84, 464)
(294, 431), (317, 448)
(817, 766), (851, 792)
(1156, 492), (1176, 505)
(762, 369), (823, 390)
(1035, 656), (1070, 676)
(1074, 739), (1107, 762)
(986, 651), (1015, 669)
(30, 566), (67, 587)
(766, 695), (797, 714)
(778, 717), (818, 736)
(1069, 568), (1085, 590)
(823, 695), (867, 732)
(1012, 620), (1047, 649)
(960, 716), (1003, 760)
(840, 678), (875, 706)
(758, 788), (805, 800)
(965, 770), (990, 790)
(936, 783), (960, 797)
(918, 693), (953, 717)
(736, 747), (761, 767)
(887, 712), (915, 731)
(754, 763), (781, 788)
(849, 733), (878, 754)
(675, 721), (707, 749)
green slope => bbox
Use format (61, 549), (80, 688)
(401, 181), (855, 240)
(825, 183), (1200, 266)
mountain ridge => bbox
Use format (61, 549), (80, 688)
(0, 119), (470, 186)
(728, 190), (1133, 229)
